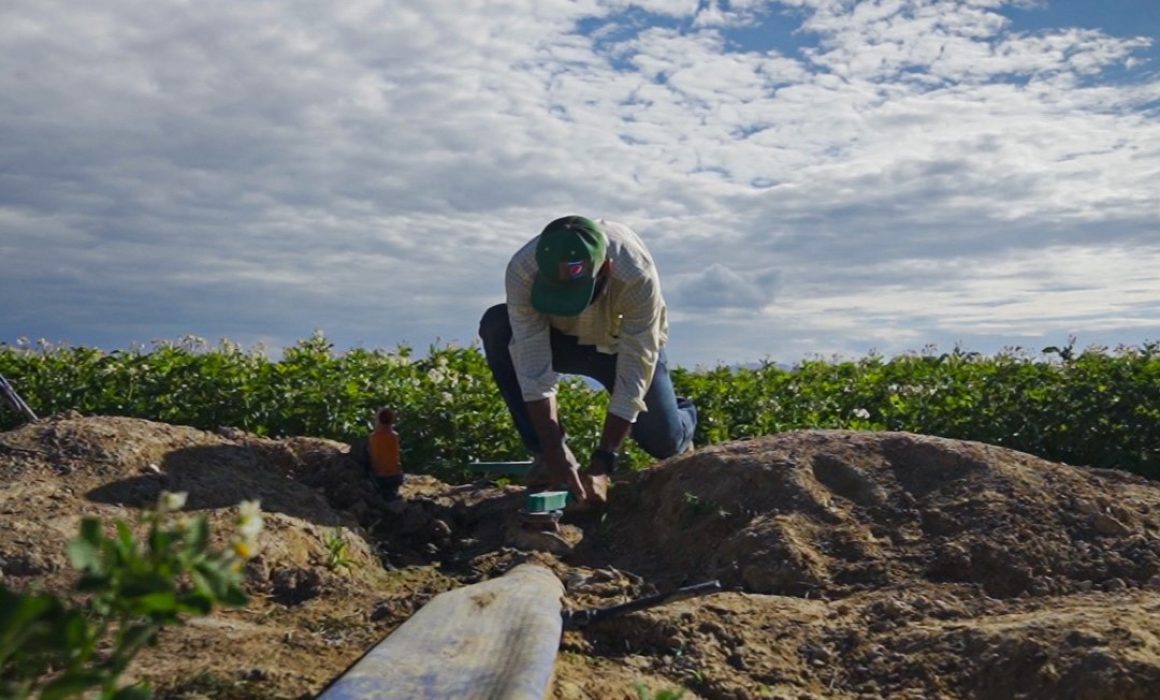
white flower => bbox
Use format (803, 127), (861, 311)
(237, 500), (264, 541)
(158, 491), (188, 513)
(852, 408), (870, 420)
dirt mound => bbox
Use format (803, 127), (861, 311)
(0, 413), (469, 697)
(2, 415), (1159, 699)
(608, 431), (1160, 599)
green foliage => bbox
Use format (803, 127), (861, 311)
(0, 334), (604, 482)
(1, 336), (1157, 480)
(323, 529), (352, 572)
(0, 492), (261, 700)
(672, 341), (1160, 479)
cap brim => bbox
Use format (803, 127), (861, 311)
(532, 275), (596, 316)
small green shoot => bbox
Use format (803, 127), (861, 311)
(324, 528), (353, 572)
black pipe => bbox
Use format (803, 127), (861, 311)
(562, 579), (722, 630)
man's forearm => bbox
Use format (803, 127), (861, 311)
(598, 412), (633, 454)
(526, 397), (567, 460)
(581, 412), (632, 480)
(527, 396), (588, 500)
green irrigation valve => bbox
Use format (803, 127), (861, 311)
(524, 490), (571, 513)
(469, 460), (534, 477)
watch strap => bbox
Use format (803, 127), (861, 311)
(592, 447), (619, 472)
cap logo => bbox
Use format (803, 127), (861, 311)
(560, 259), (588, 281)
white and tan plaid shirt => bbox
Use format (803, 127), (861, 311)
(505, 219), (669, 422)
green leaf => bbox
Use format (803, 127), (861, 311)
(112, 684), (152, 700)
(219, 585), (248, 608)
(115, 520), (136, 554)
(67, 537), (104, 574)
(0, 587), (58, 631)
(187, 517), (210, 555)
(130, 591), (177, 615)
(61, 610), (93, 651)
(120, 571), (176, 602)
(176, 591), (214, 615)
(148, 526), (176, 559)
(77, 517), (103, 547)
(192, 561), (227, 598)
(75, 572), (110, 594)
(0, 588), (63, 667)
(69, 519), (108, 574)
(111, 624), (160, 669)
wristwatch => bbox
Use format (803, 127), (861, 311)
(591, 447), (619, 473)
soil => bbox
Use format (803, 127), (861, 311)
(2, 412), (1159, 699)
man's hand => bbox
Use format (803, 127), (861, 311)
(578, 470), (610, 508)
(571, 411), (632, 510)
(544, 444), (586, 503)
(526, 397), (587, 501)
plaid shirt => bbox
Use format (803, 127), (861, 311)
(505, 219), (669, 422)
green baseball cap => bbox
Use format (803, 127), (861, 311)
(531, 216), (608, 316)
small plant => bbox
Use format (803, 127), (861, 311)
(324, 528), (353, 572)
(0, 492), (263, 700)
(681, 491), (729, 526)
(633, 682), (687, 700)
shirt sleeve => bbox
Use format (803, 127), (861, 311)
(505, 254), (559, 402)
(608, 274), (664, 422)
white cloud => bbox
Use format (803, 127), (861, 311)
(774, 244), (1160, 351)
(0, 0), (1157, 365)
(670, 263), (780, 310)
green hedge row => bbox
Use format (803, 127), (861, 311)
(673, 342), (1159, 479)
(2, 335), (1157, 480)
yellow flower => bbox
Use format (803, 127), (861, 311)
(232, 500), (264, 559)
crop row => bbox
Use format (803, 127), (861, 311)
(2, 335), (1157, 480)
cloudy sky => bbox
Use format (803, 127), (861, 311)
(2, 0), (1157, 368)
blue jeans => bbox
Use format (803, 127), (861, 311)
(479, 304), (697, 459)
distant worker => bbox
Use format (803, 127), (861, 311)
(479, 215), (697, 508)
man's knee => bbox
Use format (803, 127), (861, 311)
(635, 399), (697, 459)
(636, 428), (684, 460)
(478, 304), (510, 348)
